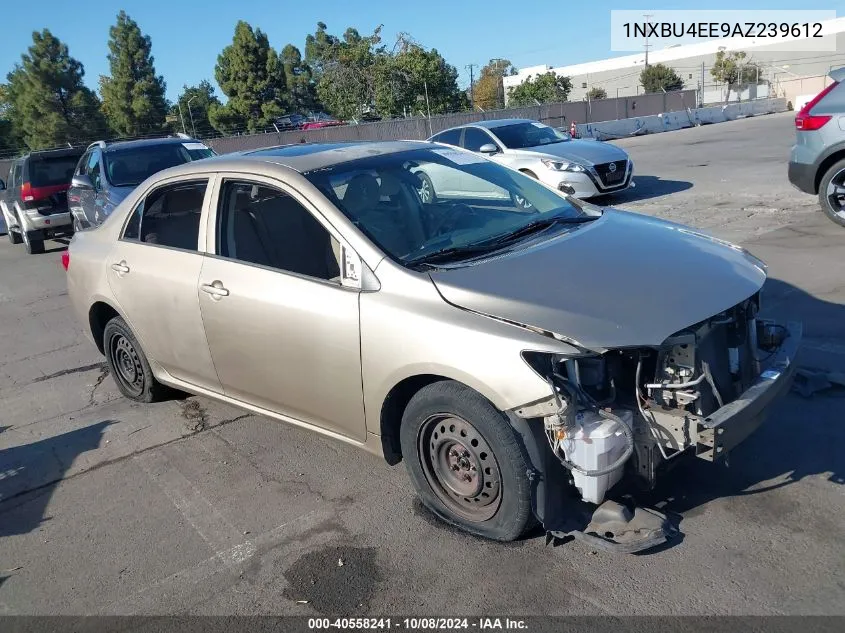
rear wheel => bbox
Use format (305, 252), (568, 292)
(103, 316), (170, 403)
(8, 230), (22, 245)
(818, 158), (845, 228)
(23, 230), (44, 254)
(399, 381), (533, 541)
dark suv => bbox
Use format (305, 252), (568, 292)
(68, 135), (215, 230)
(0, 147), (85, 254)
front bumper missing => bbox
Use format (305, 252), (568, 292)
(548, 499), (674, 554)
(696, 321), (802, 462)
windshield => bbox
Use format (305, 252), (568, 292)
(491, 122), (569, 150)
(304, 147), (595, 267)
(104, 143), (214, 187)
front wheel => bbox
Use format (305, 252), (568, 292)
(399, 381), (533, 541)
(416, 171), (437, 204)
(818, 158), (845, 228)
(8, 229), (22, 245)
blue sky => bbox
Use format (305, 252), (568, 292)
(1, 0), (841, 102)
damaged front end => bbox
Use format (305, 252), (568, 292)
(516, 292), (801, 553)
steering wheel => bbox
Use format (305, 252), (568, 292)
(427, 203), (481, 237)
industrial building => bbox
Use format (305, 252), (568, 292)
(503, 17), (845, 109)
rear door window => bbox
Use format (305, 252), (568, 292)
(122, 179), (208, 251)
(28, 155), (81, 187)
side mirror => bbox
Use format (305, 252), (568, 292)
(0, 179), (5, 191)
(71, 174), (93, 190)
(478, 143), (499, 154)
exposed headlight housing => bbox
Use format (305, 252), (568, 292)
(541, 158), (585, 172)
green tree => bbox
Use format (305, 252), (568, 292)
(472, 58), (516, 110)
(210, 21), (288, 134)
(710, 51), (762, 103)
(281, 44), (319, 113)
(168, 81), (221, 137)
(640, 63), (684, 93)
(375, 41), (467, 117)
(507, 71), (572, 106)
(5, 30), (106, 150)
(0, 83), (21, 157)
(100, 11), (168, 137)
(586, 86), (607, 100)
(312, 24), (386, 121)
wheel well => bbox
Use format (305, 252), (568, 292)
(88, 302), (119, 355)
(379, 374), (448, 465)
(815, 150), (845, 193)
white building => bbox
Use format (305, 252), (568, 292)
(503, 17), (845, 107)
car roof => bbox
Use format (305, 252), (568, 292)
(432, 118), (539, 138)
(471, 119), (536, 129)
(158, 140), (432, 176)
(18, 147), (85, 161)
(102, 137), (202, 153)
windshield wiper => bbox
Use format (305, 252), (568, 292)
(405, 242), (506, 267)
(485, 214), (597, 245)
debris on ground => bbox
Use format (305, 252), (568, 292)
(179, 399), (209, 432)
(792, 368), (845, 398)
(337, 558), (345, 567)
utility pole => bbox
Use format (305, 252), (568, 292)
(701, 60), (706, 106)
(177, 102), (187, 134)
(643, 14), (653, 67)
(424, 80), (433, 136)
(187, 96), (198, 138)
(466, 63), (477, 109)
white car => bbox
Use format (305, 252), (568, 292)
(420, 119), (634, 201)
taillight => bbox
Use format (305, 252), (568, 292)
(20, 182), (34, 202)
(61, 250), (70, 271)
(19, 182), (67, 203)
(795, 81), (838, 131)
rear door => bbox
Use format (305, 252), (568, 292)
(197, 175), (366, 441)
(106, 176), (222, 393)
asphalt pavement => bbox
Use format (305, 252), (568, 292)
(0, 112), (843, 615)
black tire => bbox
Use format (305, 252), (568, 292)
(818, 158), (845, 228)
(103, 316), (169, 403)
(8, 230), (22, 245)
(417, 171), (437, 204)
(24, 235), (44, 254)
(399, 380), (533, 541)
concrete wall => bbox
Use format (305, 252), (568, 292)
(207, 90), (696, 155)
(576, 97), (788, 140)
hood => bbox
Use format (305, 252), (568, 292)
(512, 139), (628, 166)
(429, 209), (766, 351)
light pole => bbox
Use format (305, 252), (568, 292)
(187, 96), (198, 138)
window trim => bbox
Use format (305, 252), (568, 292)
(206, 173), (362, 290)
(118, 175), (213, 255)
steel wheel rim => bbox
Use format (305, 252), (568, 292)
(109, 333), (144, 396)
(417, 413), (502, 522)
(826, 169), (845, 218)
(418, 177), (433, 203)
(513, 194), (532, 210)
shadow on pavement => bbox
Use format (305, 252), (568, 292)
(595, 175), (693, 204)
(0, 420), (115, 538)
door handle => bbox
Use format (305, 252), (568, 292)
(111, 261), (130, 274)
(200, 281), (229, 297)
